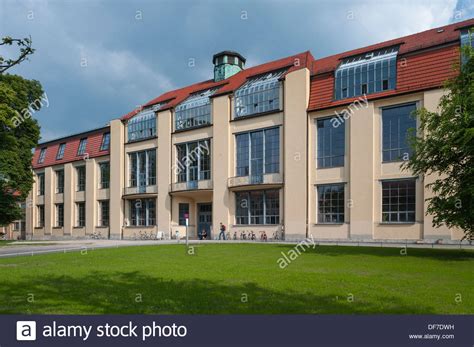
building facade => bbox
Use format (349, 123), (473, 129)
(24, 19), (474, 242)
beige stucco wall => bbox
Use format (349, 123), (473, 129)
(283, 68), (310, 240)
(24, 67), (464, 243)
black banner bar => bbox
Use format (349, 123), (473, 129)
(2, 315), (473, 346)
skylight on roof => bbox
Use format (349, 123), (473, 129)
(128, 109), (156, 142)
(175, 88), (218, 131)
(335, 46), (399, 100)
(234, 68), (287, 118)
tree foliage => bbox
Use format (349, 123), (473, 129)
(0, 37), (42, 225)
(405, 47), (474, 240)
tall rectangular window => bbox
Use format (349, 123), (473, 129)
(382, 179), (416, 223)
(235, 190), (280, 225)
(236, 133), (250, 176)
(317, 118), (345, 168)
(234, 69), (286, 118)
(100, 132), (110, 150)
(99, 200), (109, 227)
(335, 47), (398, 100)
(129, 199), (156, 226)
(76, 166), (86, 191)
(175, 140), (211, 183)
(235, 127), (280, 177)
(77, 138), (87, 156)
(37, 173), (45, 196)
(55, 170), (64, 194)
(37, 147), (47, 164)
(56, 143), (66, 160)
(317, 184), (345, 223)
(37, 205), (45, 227)
(178, 203), (189, 226)
(128, 149), (156, 187)
(55, 203), (64, 227)
(127, 112), (156, 142)
(99, 162), (110, 189)
(382, 103), (417, 162)
(76, 202), (86, 227)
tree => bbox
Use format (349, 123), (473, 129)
(0, 36), (34, 74)
(0, 37), (42, 225)
(404, 47), (474, 240)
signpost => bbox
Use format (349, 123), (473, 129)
(184, 213), (189, 247)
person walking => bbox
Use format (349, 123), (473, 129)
(219, 222), (226, 240)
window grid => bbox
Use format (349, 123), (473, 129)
(127, 111), (156, 142)
(317, 184), (345, 223)
(37, 205), (45, 228)
(317, 118), (345, 168)
(76, 202), (85, 227)
(129, 149), (156, 187)
(77, 138), (87, 156)
(56, 143), (66, 160)
(382, 103), (417, 162)
(37, 173), (45, 196)
(76, 166), (86, 191)
(176, 140), (211, 183)
(100, 133), (110, 150)
(38, 147), (47, 164)
(175, 89), (217, 131)
(129, 199), (156, 226)
(179, 203), (190, 226)
(99, 162), (110, 189)
(382, 179), (416, 223)
(55, 170), (64, 194)
(335, 47), (398, 100)
(55, 203), (64, 227)
(99, 200), (110, 227)
(235, 189), (280, 225)
(235, 128), (280, 178)
(234, 69), (286, 118)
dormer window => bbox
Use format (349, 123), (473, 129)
(175, 88), (217, 131)
(56, 143), (66, 160)
(234, 68), (287, 118)
(335, 46), (398, 100)
(37, 147), (47, 164)
(100, 132), (110, 150)
(127, 109), (156, 142)
(77, 138), (87, 156)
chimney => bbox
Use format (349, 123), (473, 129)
(213, 51), (246, 82)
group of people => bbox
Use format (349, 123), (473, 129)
(198, 222), (227, 240)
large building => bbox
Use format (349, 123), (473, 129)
(22, 19), (474, 241)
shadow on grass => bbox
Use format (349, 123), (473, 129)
(0, 270), (436, 314)
(274, 244), (474, 261)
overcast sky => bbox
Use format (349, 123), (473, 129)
(1, 0), (473, 141)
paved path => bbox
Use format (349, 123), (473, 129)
(0, 239), (472, 258)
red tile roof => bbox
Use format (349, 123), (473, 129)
(121, 51), (315, 120)
(308, 18), (473, 111)
(32, 127), (110, 169)
(312, 18), (473, 75)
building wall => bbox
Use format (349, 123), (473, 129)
(25, 69), (463, 242)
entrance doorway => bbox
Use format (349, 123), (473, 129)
(197, 203), (212, 240)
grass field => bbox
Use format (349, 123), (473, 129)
(0, 244), (472, 314)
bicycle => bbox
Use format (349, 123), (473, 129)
(91, 231), (102, 239)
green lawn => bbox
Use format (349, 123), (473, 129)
(0, 244), (472, 314)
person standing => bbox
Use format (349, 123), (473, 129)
(219, 222), (226, 240)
